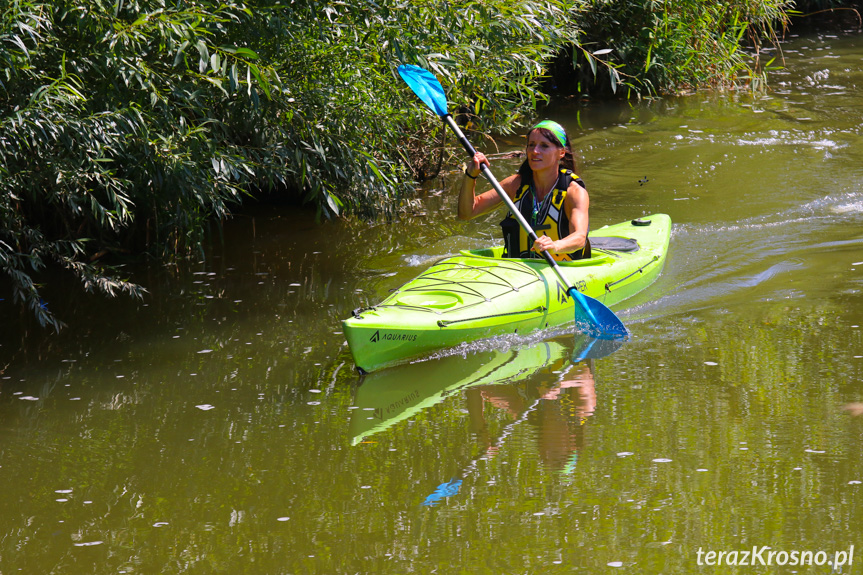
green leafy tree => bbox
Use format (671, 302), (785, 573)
(1, 0), (587, 329)
(1, 0), (793, 330)
(1, 0), (281, 328)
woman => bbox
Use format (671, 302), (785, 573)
(458, 120), (590, 261)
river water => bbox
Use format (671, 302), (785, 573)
(2, 31), (863, 574)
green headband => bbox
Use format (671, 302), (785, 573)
(532, 120), (567, 148)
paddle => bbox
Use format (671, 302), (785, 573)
(397, 64), (627, 339)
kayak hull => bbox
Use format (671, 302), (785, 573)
(343, 214), (671, 373)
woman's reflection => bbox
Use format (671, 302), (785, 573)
(466, 360), (596, 473)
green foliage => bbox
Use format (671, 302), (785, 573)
(1, 0), (795, 329)
(253, 0), (584, 197)
(0, 0), (587, 328)
(1, 0), (281, 328)
(557, 0), (793, 97)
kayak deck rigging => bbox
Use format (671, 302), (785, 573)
(355, 259), (544, 317)
(436, 306), (548, 328)
(604, 254), (660, 291)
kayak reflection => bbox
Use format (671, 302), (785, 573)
(350, 333), (621, 447)
(349, 333), (622, 505)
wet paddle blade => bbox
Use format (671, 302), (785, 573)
(571, 288), (628, 339)
(398, 64), (448, 117)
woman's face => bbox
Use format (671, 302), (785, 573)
(526, 130), (565, 172)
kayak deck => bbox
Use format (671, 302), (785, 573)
(343, 214), (672, 373)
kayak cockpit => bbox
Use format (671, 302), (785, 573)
(458, 245), (615, 266)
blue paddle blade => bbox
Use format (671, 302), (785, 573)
(398, 64), (448, 117)
(569, 287), (628, 339)
(421, 478), (462, 506)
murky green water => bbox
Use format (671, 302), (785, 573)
(3, 31), (863, 574)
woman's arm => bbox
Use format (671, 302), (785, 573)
(458, 152), (520, 221)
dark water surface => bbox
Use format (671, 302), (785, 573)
(3, 32), (863, 574)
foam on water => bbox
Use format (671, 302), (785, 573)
(417, 327), (574, 364)
(403, 253), (449, 267)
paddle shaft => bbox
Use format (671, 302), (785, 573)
(444, 115), (584, 301)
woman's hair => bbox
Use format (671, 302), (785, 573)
(517, 125), (578, 182)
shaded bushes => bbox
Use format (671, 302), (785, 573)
(549, 0), (792, 98)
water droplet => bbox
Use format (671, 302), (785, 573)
(653, 458), (672, 463)
(196, 404), (215, 411)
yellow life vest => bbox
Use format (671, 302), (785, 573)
(500, 169), (590, 261)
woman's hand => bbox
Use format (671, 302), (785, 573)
(466, 152), (490, 179)
(533, 234), (559, 254)
(459, 151), (518, 221)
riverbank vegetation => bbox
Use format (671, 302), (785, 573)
(1, 0), (831, 328)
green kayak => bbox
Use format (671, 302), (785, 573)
(344, 213), (672, 373)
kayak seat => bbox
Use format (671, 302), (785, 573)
(589, 236), (639, 252)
